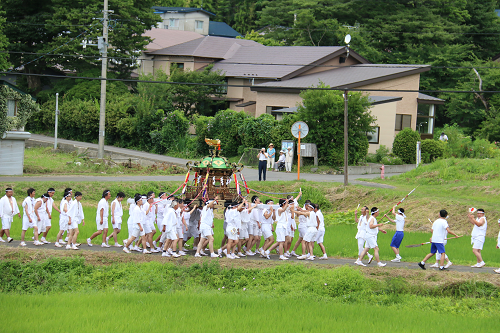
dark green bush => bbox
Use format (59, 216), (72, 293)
(421, 139), (445, 163)
(392, 128), (421, 164)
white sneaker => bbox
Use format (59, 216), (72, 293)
(0, 238), (5, 242)
(193, 246), (198, 251)
(237, 252), (246, 257)
(391, 258), (401, 263)
(306, 256), (315, 261)
(151, 249), (160, 253)
(233, 254), (240, 259)
(471, 263), (479, 268)
(54, 242), (62, 248)
(218, 248), (223, 256)
(86, 238), (92, 247)
(64, 237), (69, 242)
(42, 239), (50, 244)
(223, 249), (228, 255)
(66, 244), (71, 250)
(430, 263), (439, 268)
(113, 243), (121, 248)
(355, 260), (366, 266)
(194, 253), (202, 258)
(162, 252), (171, 257)
(34, 240), (43, 246)
(167, 248), (173, 254)
(200, 251), (208, 256)
(101, 243), (110, 248)
(178, 251), (186, 256)
(476, 262), (486, 268)
(143, 249), (151, 254)
(105, 237), (109, 246)
(59, 240), (66, 245)
(171, 253), (180, 258)
(7, 237), (13, 243)
(284, 253), (291, 258)
(377, 262), (387, 267)
(123, 247), (131, 254)
(494, 268), (500, 274)
(152, 241), (156, 248)
(246, 250), (254, 256)
(146, 242), (150, 248)
(134, 246), (142, 252)
(71, 245), (79, 250)
(319, 254), (328, 260)
(210, 253), (219, 258)
(444, 261), (453, 269)
(297, 255), (307, 260)
(291, 251), (299, 257)
(279, 255), (289, 260)
(367, 254), (373, 264)
(19, 241), (26, 247)
(182, 247), (188, 252)
(227, 254), (235, 259)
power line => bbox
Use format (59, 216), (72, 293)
(1, 71), (495, 94)
(3, 50), (500, 70)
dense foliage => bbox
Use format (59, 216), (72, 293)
(0, 85), (40, 136)
(392, 128), (421, 164)
(421, 139), (445, 163)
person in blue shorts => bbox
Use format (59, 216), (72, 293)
(384, 206), (406, 262)
(418, 209), (459, 271)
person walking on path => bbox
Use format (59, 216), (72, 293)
(87, 190), (111, 247)
(418, 210), (459, 271)
(356, 207), (387, 267)
(257, 148), (268, 181)
(0, 188), (21, 243)
(285, 147), (293, 172)
(468, 208), (487, 268)
(267, 143), (276, 171)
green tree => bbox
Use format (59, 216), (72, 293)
(238, 30), (284, 46)
(3, 0), (160, 92)
(296, 84), (375, 166)
(0, 10), (10, 71)
(392, 128), (421, 164)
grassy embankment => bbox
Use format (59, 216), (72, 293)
(20, 147), (182, 175)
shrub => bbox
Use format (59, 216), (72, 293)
(150, 110), (190, 154)
(206, 109), (248, 156)
(238, 114), (277, 149)
(421, 139), (445, 163)
(381, 155), (403, 165)
(392, 128), (421, 164)
(375, 145), (390, 163)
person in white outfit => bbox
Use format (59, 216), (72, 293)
(313, 204), (328, 260)
(88, 190), (111, 247)
(142, 194), (158, 252)
(267, 198), (290, 260)
(223, 201), (245, 259)
(33, 193), (50, 244)
(0, 188), (21, 243)
(356, 207), (387, 267)
(55, 191), (72, 247)
(20, 188), (41, 246)
(123, 195), (150, 254)
(291, 199), (311, 257)
(292, 203), (319, 260)
(468, 208), (487, 268)
(285, 147), (293, 172)
(107, 192), (125, 247)
(67, 191), (85, 250)
(161, 199), (181, 258)
(354, 206), (374, 263)
(260, 199), (276, 259)
(41, 188), (60, 244)
(495, 220), (500, 274)
(194, 196), (219, 258)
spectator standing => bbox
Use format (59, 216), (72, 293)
(267, 143), (276, 171)
(439, 132), (448, 141)
(285, 147), (293, 172)
(257, 148), (268, 181)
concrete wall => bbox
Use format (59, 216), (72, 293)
(348, 163), (416, 175)
(254, 91), (303, 117)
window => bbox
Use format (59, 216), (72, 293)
(395, 114), (411, 131)
(7, 99), (17, 117)
(417, 104), (435, 134)
(169, 18), (179, 28)
(195, 20), (204, 30)
(163, 24), (169, 29)
(171, 62), (184, 71)
(366, 127), (380, 144)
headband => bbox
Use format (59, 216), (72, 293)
(398, 209), (406, 218)
(42, 194), (49, 199)
(306, 204), (314, 209)
(64, 192), (71, 198)
(47, 190), (55, 193)
(104, 190), (110, 195)
(371, 209), (379, 215)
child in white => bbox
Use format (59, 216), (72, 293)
(468, 208), (487, 268)
(20, 188), (41, 246)
(67, 192), (85, 250)
(356, 207), (387, 267)
(267, 199), (289, 260)
(107, 192), (125, 247)
(123, 195), (149, 254)
(354, 206), (374, 263)
(194, 197), (219, 258)
(88, 190), (111, 247)
(314, 204), (327, 259)
(291, 199), (311, 257)
(55, 192), (71, 247)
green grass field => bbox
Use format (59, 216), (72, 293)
(2, 291), (500, 333)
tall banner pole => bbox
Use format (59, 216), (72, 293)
(297, 125), (301, 180)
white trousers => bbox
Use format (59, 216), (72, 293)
(285, 162), (292, 172)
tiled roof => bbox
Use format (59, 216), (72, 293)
(147, 36), (263, 59)
(251, 64), (430, 90)
(143, 28), (203, 52)
(418, 93), (445, 104)
(152, 6), (215, 16)
(208, 21), (242, 38)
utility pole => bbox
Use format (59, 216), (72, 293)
(98, 0), (108, 159)
(54, 93), (59, 150)
(344, 90), (348, 186)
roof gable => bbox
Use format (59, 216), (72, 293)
(208, 21), (242, 38)
(143, 28), (203, 52)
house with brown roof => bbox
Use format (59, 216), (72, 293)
(142, 36), (443, 153)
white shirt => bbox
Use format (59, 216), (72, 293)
(471, 217), (487, 238)
(60, 199), (71, 220)
(200, 206), (214, 227)
(240, 208), (250, 223)
(262, 207), (274, 225)
(365, 216), (379, 237)
(276, 209), (288, 227)
(111, 199), (123, 218)
(278, 154), (285, 163)
(190, 208), (202, 226)
(95, 198), (109, 223)
(22, 197), (35, 219)
(306, 211), (317, 228)
(298, 205), (308, 227)
(35, 198), (47, 218)
(47, 197), (54, 215)
(68, 200), (84, 224)
(258, 152), (267, 161)
(285, 150), (293, 163)
(356, 215), (367, 239)
(127, 202), (136, 226)
(131, 205), (145, 229)
(0, 195), (19, 218)
(395, 214), (405, 232)
(431, 218), (449, 243)
(250, 207), (261, 224)
(226, 209), (239, 229)
(317, 210), (325, 231)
